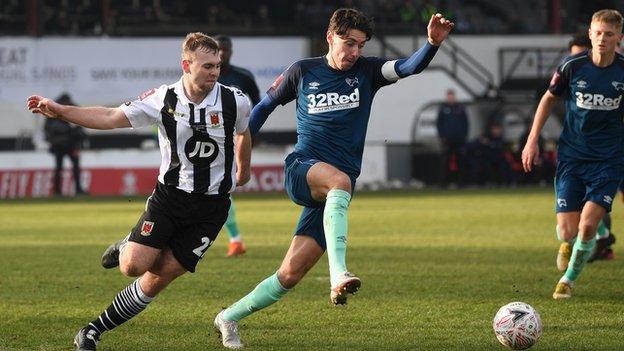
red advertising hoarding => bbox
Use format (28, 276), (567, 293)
(0, 165), (284, 199)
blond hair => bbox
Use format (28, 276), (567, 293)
(181, 32), (219, 60)
(592, 9), (623, 32)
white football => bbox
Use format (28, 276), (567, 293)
(493, 301), (542, 350)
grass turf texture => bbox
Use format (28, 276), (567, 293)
(1, 188), (623, 351)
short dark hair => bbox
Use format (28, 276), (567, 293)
(327, 8), (374, 41)
(214, 34), (232, 48)
(568, 31), (591, 51)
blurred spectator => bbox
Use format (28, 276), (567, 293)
(515, 121), (556, 184)
(8, 0), (619, 36)
(568, 30), (592, 55)
(419, 1), (438, 27)
(467, 123), (514, 186)
(0, 0), (26, 35)
(399, 0), (418, 24)
(44, 93), (87, 196)
(436, 89), (469, 186)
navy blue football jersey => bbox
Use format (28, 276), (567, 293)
(549, 52), (624, 162)
(267, 56), (395, 179)
(218, 65), (260, 106)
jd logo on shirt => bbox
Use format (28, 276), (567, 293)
(185, 135), (219, 165)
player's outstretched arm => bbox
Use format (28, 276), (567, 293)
(521, 91), (557, 172)
(235, 128), (252, 186)
(27, 95), (131, 130)
(387, 14), (454, 80)
(249, 95), (279, 136)
(427, 13), (454, 46)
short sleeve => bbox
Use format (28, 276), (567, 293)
(548, 63), (570, 97)
(266, 61), (301, 106)
(232, 88), (251, 133)
(365, 57), (396, 90)
(119, 85), (167, 128)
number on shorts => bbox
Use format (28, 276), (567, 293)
(192, 236), (213, 258)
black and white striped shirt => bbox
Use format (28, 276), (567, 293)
(120, 79), (250, 195)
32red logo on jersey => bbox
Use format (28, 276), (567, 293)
(139, 88), (156, 101)
(140, 220), (154, 236)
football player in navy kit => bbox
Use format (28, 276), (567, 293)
(215, 34), (261, 257)
(565, 32), (617, 265)
(28, 33), (251, 350)
(213, 8), (453, 349)
(522, 9), (624, 300)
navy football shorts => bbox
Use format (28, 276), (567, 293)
(284, 152), (355, 251)
(554, 160), (623, 213)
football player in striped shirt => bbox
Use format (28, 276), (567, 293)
(28, 32), (251, 350)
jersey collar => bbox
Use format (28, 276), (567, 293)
(173, 78), (220, 108)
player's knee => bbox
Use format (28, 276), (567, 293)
(557, 223), (577, 242)
(119, 260), (148, 277)
(277, 268), (304, 289)
(328, 173), (351, 193)
(578, 223), (598, 240)
(119, 262), (147, 277)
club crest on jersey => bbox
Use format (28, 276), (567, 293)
(140, 221), (154, 236)
(210, 113), (221, 128)
(345, 77), (359, 87)
(612, 81), (624, 91)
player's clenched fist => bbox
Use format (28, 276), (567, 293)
(27, 95), (61, 118)
(427, 13), (454, 46)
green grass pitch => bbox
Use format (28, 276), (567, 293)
(1, 188), (623, 350)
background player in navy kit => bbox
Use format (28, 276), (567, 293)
(216, 35), (260, 106)
(215, 34), (261, 257)
(522, 9), (624, 300)
(27, 33), (252, 350)
(565, 32), (617, 264)
(213, 8), (453, 349)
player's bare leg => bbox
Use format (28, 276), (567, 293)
(554, 203), (602, 299)
(555, 212), (580, 272)
(75, 249), (185, 350)
(215, 236), (323, 349)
